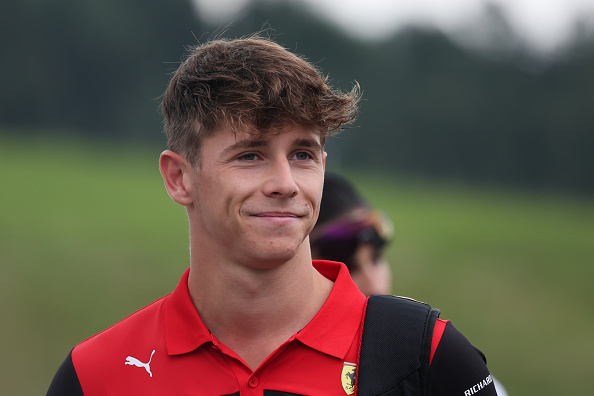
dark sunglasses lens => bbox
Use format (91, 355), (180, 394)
(358, 227), (387, 250)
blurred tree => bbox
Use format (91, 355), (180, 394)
(1, 0), (593, 193)
(0, 0), (202, 140)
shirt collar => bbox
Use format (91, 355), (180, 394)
(294, 260), (366, 359)
(164, 268), (213, 355)
(164, 261), (366, 359)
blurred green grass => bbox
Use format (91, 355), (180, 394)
(1, 135), (592, 394)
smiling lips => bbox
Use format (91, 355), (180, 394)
(249, 212), (306, 226)
(252, 212), (303, 218)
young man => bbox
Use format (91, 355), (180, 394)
(47, 35), (498, 395)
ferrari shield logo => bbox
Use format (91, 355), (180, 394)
(341, 362), (356, 395)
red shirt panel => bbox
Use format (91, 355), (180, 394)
(71, 260), (367, 395)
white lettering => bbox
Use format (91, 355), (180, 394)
(464, 375), (493, 395)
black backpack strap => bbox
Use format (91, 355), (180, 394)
(356, 295), (440, 396)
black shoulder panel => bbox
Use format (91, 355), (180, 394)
(46, 350), (84, 396)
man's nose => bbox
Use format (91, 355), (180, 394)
(263, 158), (299, 197)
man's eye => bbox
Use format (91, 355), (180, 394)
(293, 152), (311, 160)
(239, 153), (259, 161)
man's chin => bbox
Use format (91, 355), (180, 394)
(258, 248), (300, 266)
(239, 240), (305, 269)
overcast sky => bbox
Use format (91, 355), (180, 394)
(192, 0), (594, 54)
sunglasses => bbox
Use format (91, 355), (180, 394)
(311, 210), (393, 269)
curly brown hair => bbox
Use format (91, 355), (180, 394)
(161, 34), (361, 165)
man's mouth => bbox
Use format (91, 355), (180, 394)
(252, 212), (302, 218)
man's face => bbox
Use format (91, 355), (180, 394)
(185, 124), (326, 268)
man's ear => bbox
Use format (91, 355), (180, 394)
(159, 150), (194, 206)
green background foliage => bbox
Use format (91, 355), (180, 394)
(1, 135), (592, 394)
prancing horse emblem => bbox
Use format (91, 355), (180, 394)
(125, 350), (155, 378)
(341, 362), (356, 395)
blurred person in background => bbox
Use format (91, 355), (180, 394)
(310, 172), (393, 297)
(312, 172), (509, 395)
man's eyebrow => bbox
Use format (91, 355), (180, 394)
(222, 136), (322, 155)
(222, 138), (269, 155)
(292, 138), (323, 152)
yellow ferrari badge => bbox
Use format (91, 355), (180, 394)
(341, 362), (357, 395)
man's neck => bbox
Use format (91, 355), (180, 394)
(187, 251), (333, 370)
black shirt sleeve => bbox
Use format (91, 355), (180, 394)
(47, 350), (84, 396)
(428, 322), (498, 396)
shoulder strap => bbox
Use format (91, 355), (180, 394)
(356, 295), (440, 396)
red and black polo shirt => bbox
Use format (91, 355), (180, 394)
(47, 261), (497, 395)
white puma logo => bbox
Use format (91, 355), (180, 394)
(125, 350), (155, 378)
